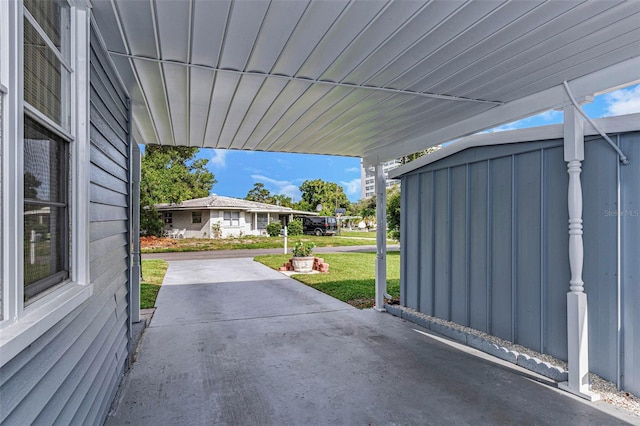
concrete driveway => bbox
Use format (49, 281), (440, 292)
(106, 258), (635, 425)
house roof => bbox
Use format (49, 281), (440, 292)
(155, 194), (317, 216)
(389, 113), (640, 178)
(91, 1), (640, 164)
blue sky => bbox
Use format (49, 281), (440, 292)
(199, 84), (639, 202)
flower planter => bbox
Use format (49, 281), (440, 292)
(291, 256), (314, 273)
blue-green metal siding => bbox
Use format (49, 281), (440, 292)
(400, 132), (639, 396)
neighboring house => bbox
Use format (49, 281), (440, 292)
(156, 195), (316, 238)
(2, 1), (639, 424)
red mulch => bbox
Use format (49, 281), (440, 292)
(140, 236), (178, 249)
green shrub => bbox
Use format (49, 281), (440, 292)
(292, 241), (315, 257)
(388, 228), (400, 242)
(266, 221), (282, 237)
(287, 219), (303, 236)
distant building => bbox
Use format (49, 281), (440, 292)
(155, 194), (316, 238)
(361, 159), (402, 199)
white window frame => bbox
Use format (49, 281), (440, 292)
(0, 0), (92, 367)
(223, 211), (240, 227)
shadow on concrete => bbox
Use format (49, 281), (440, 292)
(107, 259), (636, 425)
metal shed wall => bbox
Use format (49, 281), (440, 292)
(399, 132), (639, 395)
(0, 25), (131, 424)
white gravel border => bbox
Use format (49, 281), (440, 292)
(385, 304), (639, 418)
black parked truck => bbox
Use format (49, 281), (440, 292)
(301, 216), (338, 236)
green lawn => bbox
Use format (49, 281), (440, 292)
(140, 259), (168, 309)
(255, 251), (400, 309)
(142, 234), (385, 253)
(338, 230), (377, 238)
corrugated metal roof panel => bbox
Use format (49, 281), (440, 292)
(92, 0), (640, 160)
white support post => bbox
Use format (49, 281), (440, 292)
(130, 144), (141, 323)
(374, 163), (387, 312)
(283, 226), (288, 255)
(558, 105), (600, 401)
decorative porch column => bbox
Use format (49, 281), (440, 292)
(558, 105), (600, 401)
(374, 162), (387, 312)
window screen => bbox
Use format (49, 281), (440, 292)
(223, 211), (240, 227)
(23, 116), (69, 300)
(23, 0), (70, 129)
(257, 213), (268, 229)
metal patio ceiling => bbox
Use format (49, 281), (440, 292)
(91, 0), (640, 162)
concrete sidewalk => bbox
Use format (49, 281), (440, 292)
(107, 258), (636, 425)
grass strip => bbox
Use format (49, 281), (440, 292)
(337, 231), (377, 238)
(255, 251), (400, 309)
(140, 259), (168, 309)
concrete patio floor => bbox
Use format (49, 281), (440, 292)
(106, 258), (636, 425)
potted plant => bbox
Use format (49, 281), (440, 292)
(291, 241), (315, 272)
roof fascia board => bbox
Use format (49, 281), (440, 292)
(366, 56), (640, 165)
(389, 113), (640, 178)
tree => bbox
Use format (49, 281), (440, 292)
(24, 172), (41, 200)
(356, 195), (377, 220)
(386, 186), (401, 241)
(270, 194), (294, 208)
(245, 182), (271, 203)
(298, 179), (350, 216)
(245, 183), (294, 207)
(140, 146), (216, 235)
(400, 145), (441, 165)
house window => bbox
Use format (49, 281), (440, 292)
(163, 212), (172, 224)
(1, 0), (93, 359)
(223, 211), (240, 227)
(192, 211), (202, 224)
(24, 117), (69, 300)
(23, 0), (71, 302)
(257, 213), (268, 229)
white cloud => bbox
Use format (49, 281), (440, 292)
(251, 174), (290, 187)
(210, 149), (228, 168)
(345, 166), (360, 173)
(340, 178), (361, 196)
(279, 184), (301, 200)
(483, 122), (523, 133)
(604, 85), (640, 116)
(482, 109), (563, 134)
(251, 174), (301, 200)
(537, 109), (562, 121)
